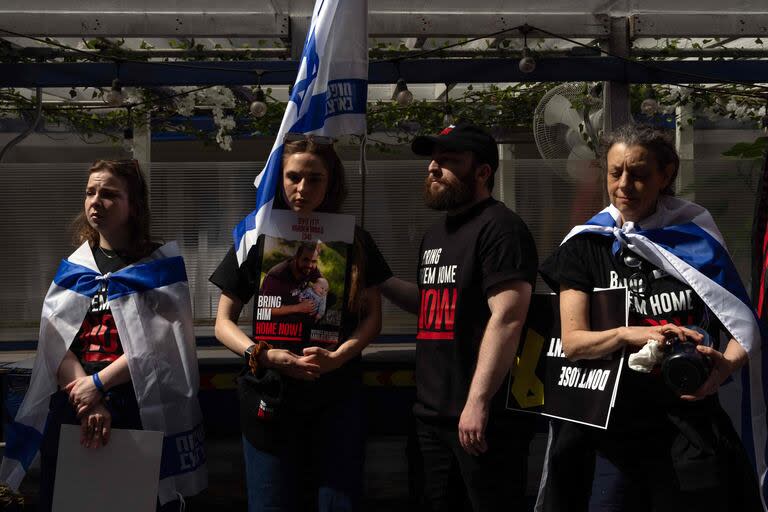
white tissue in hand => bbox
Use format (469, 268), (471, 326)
(628, 340), (665, 372)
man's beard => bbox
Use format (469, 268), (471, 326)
(423, 173), (475, 211)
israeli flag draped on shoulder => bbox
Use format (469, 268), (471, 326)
(565, 195), (768, 507)
(232, 0), (369, 265)
(0, 242), (207, 505)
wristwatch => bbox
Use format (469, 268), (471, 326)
(243, 344), (256, 363)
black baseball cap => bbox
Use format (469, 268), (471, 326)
(411, 124), (499, 172)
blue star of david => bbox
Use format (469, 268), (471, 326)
(290, 28), (320, 113)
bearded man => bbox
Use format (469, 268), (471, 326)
(382, 124), (539, 511)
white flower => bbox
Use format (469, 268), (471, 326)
(174, 87), (197, 117)
(216, 129), (232, 151)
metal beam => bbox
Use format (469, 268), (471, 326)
(3, 58), (768, 88)
(11, 48), (290, 59)
(604, 17), (631, 132)
(368, 12), (610, 38)
(290, 16), (311, 60)
(0, 11), (289, 38)
(632, 13), (768, 37)
(632, 49), (768, 58)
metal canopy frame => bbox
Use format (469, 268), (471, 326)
(3, 57), (768, 87)
(2, 9), (768, 105)
(0, 12), (290, 38)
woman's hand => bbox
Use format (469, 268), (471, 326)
(80, 401), (111, 449)
(292, 300), (317, 315)
(265, 349), (320, 380)
(64, 375), (103, 417)
(618, 324), (704, 350)
(680, 341), (747, 401)
(302, 347), (342, 374)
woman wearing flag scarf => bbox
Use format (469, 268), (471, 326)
(210, 136), (392, 511)
(538, 125), (765, 511)
(0, 160), (207, 510)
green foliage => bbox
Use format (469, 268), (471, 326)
(3, 35), (768, 151)
(317, 242), (348, 306)
(721, 137), (768, 159)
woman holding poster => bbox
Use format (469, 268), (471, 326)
(538, 125), (763, 511)
(0, 159), (206, 511)
(211, 135), (392, 511)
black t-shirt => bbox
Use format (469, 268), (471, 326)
(415, 198), (539, 419)
(539, 233), (723, 428)
(69, 245), (157, 374)
(210, 226), (393, 411)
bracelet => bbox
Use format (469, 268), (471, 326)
(92, 372), (105, 392)
(248, 340), (273, 375)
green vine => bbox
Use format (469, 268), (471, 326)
(2, 37), (768, 152)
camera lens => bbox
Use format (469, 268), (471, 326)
(661, 342), (710, 395)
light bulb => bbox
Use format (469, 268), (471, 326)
(443, 104), (454, 126)
(105, 78), (124, 106)
(122, 127), (134, 154)
(395, 78), (414, 106)
(519, 48), (536, 73)
(250, 86), (268, 118)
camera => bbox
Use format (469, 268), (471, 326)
(660, 327), (712, 395)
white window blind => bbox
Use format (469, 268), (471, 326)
(0, 158), (760, 341)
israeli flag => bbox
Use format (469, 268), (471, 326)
(564, 195), (768, 508)
(0, 242), (207, 504)
(233, 0), (369, 265)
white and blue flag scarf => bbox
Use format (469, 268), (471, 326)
(0, 242), (207, 505)
(232, 0), (369, 265)
(564, 195), (768, 507)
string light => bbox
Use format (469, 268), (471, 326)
(395, 78), (414, 106)
(443, 103), (454, 126)
(250, 86), (268, 118)
(122, 127), (134, 154)
(249, 72), (268, 118)
(518, 25), (536, 74)
(442, 84), (453, 125)
(395, 79), (413, 106)
(105, 78), (124, 106)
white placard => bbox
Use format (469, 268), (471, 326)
(53, 425), (163, 512)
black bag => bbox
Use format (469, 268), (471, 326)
(237, 367), (286, 449)
(238, 367), (284, 421)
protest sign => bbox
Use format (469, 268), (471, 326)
(506, 288), (627, 429)
(253, 209), (355, 347)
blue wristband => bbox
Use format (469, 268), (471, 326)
(92, 372), (105, 392)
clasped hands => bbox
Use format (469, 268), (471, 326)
(263, 346), (341, 380)
(63, 375), (111, 449)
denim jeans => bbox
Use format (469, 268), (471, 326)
(544, 419), (760, 512)
(241, 390), (365, 512)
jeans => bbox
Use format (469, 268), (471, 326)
(544, 419), (761, 512)
(414, 415), (533, 512)
(241, 390), (365, 512)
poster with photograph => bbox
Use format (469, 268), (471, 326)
(253, 210), (355, 347)
(505, 288), (628, 429)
